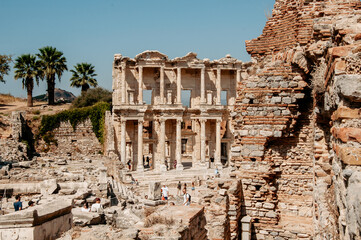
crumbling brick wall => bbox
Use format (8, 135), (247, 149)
(230, 0), (361, 239)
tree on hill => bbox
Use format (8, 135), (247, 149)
(72, 87), (112, 108)
(0, 55), (12, 83)
(37, 46), (68, 105)
(70, 63), (98, 93)
(14, 54), (42, 107)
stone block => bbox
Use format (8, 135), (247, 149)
(265, 210), (277, 218)
(260, 130), (273, 137)
(335, 74), (361, 102)
(331, 106), (361, 120)
(271, 97), (282, 103)
(263, 202), (275, 210)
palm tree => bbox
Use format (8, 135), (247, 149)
(37, 46), (67, 105)
(14, 54), (42, 107)
(70, 63), (98, 93)
(0, 55), (12, 83)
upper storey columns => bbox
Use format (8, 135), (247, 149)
(201, 67), (206, 104)
(216, 68), (221, 105)
(138, 66), (143, 105)
(121, 62), (127, 104)
(176, 67), (182, 104)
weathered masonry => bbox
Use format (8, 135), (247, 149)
(111, 51), (241, 172)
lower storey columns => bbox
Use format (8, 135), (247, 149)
(137, 119), (144, 172)
(120, 119), (126, 165)
(176, 119), (183, 170)
(200, 119), (206, 167)
(215, 119), (222, 168)
(159, 119), (167, 171)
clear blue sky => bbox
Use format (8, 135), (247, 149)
(0, 0), (275, 98)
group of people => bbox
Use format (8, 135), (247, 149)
(13, 195), (35, 212)
(81, 198), (103, 213)
(159, 181), (195, 206)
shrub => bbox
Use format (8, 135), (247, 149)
(39, 101), (111, 144)
(32, 110), (41, 115)
(72, 87), (112, 108)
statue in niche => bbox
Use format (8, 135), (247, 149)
(126, 143), (132, 159)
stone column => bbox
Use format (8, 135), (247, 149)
(201, 67), (205, 104)
(121, 62), (127, 104)
(120, 119), (127, 165)
(176, 119), (183, 170)
(215, 119), (222, 168)
(137, 120), (144, 172)
(160, 66), (165, 104)
(159, 119), (167, 171)
(236, 69), (241, 83)
(138, 66), (143, 104)
(200, 119), (206, 167)
(176, 68), (182, 104)
(216, 68), (221, 105)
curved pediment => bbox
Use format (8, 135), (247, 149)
(135, 50), (169, 61)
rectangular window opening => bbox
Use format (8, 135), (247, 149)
(181, 90), (191, 107)
(143, 90), (152, 105)
(221, 91), (227, 106)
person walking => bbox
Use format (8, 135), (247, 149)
(161, 185), (169, 200)
(183, 188), (190, 206)
(177, 181), (182, 196)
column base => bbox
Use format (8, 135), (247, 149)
(176, 164), (184, 170)
(160, 164), (167, 172)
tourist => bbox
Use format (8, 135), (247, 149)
(173, 160), (177, 169)
(14, 195), (22, 211)
(165, 160), (168, 171)
(82, 202), (91, 212)
(191, 182), (195, 195)
(146, 157), (150, 168)
(215, 168), (220, 178)
(161, 185), (169, 200)
(127, 160), (132, 170)
(28, 200), (35, 207)
(183, 189), (190, 206)
(177, 181), (182, 196)
(91, 198), (103, 213)
(183, 183), (187, 191)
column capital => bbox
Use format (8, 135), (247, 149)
(200, 118), (207, 124)
(176, 119), (182, 124)
(216, 118), (222, 123)
(120, 118), (127, 124)
(138, 119), (145, 124)
(138, 65), (143, 70)
(158, 118), (166, 123)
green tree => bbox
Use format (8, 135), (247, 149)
(14, 54), (42, 107)
(0, 55), (12, 83)
(37, 46), (68, 105)
(70, 63), (98, 93)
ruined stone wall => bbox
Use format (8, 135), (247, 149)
(51, 119), (102, 155)
(231, 0), (361, 239)
(0, 111), (29, 163)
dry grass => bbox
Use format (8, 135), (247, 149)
(311, 60), (327, 95)
(0, 93), (25, 104)
(143, 213), (175, 228)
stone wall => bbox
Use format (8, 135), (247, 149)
(51, 119), (102, 155)
(231, 0), (361, 239)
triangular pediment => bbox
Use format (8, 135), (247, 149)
(135, 50), (168, 61)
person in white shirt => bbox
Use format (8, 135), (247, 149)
(91, 198), (103, 213)
(183, 188), (190, 206)
(81, 202), (91, 212)
(161, 185), (169, 200)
